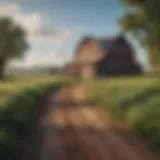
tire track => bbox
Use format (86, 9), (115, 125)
(51, 84), (156, 160)
(76, 107), (141, 160)
(21, 83), (156, 160)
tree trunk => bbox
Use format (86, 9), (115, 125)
(0, 59), (6, 79)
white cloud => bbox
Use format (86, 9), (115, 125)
(15, 12), (43, 36)
(9, 51), (72, 68)
(0, 3), (20, 16)
(0, 3), (73, 68)
(0, 3), (72, 41)
(30, 28), (72, 42)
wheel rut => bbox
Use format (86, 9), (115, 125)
(21, 84), (157, 160)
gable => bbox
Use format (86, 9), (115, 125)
(97, 35), (121, 54)
(75, 38), (103, 63)
(73, 34), (134, 64)
(98, 35), (133, 55)
(98, 38), (115, 53)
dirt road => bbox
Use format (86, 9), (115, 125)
(21, 84), (156, 160)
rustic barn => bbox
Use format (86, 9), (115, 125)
(66, 34), (142, 78)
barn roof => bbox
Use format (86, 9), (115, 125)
(75, 34), (127, 56)
(97, 34), (126, 53)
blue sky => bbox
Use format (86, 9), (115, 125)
(1, 0), (148, 68)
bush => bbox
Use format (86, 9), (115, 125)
(126, 87), (160, 149)
(90, 77), (160, 151)
(0, 82), (65, 160)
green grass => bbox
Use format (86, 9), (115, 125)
(0, 74), (77, 105)
(1, 74), (159, 158)
(90, 76), (160, 151)
(0, 74), (76, 160)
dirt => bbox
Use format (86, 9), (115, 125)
(21, 84), (157, 160)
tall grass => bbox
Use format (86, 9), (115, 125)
(90, 76), (160, 150)
(0, 75), (74, 160)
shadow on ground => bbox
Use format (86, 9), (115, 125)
(0, 83), (64, 160)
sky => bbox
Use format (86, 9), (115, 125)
(0, 0), (148, 68)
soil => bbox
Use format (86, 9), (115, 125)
(21, 83), (157, 160)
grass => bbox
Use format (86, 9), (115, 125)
(90, 76), (160, 151)
(1, 74), (159, 158)
(0, 74), (77, 106)
(0, 74), (76, 160)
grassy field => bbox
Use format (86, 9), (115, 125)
(0, 74), (77, 106)
(90, 76), (160, 151)
(0, 74), (76, 159)
(1, 74), (160, 158)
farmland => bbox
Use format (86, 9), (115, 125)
(0, 74), (77, 105)
(0, 74), (76, 159)
(0, 74), (160, 159)
(90, 76), (160, 151)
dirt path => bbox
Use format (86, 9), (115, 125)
(21, 83), (156, 160)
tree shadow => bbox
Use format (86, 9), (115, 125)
(52, 100), (96, 108)
(19, 96), (156, 160)
(0, 83), (64, 160)
(20, 119), (155, 160)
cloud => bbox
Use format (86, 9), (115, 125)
(0, 3), (20, 16)
(0, 3), (73, 68)
(15, 12), (43, 36)
(0, 3), (72, 41)
(31, 28), (72, 42)
(9, 51), (72, 68)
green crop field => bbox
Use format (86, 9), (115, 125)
(1, 74), (160, 158)
(0, 74), (76, 160)
(0, 75), (57, 105)
(0, 74), (77, 106)
(90, 76), (160, 151)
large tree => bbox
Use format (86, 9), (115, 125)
(0, 17), (28, 78)
(119, 0), (160, 67)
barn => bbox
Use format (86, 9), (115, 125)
(66, 34), (142, 78)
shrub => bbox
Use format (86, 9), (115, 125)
(90, 77), (160, 152)
(0, 82), (65, 160)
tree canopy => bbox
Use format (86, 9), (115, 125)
(119, 0), (160, 67)
(0, 17), (28, 78)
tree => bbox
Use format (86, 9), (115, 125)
(0, 17), (28, 78)
(119, 0), (160, 67)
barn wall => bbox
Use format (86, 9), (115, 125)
(66, 35), (142, 77)
(75, 40), (103, 63)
